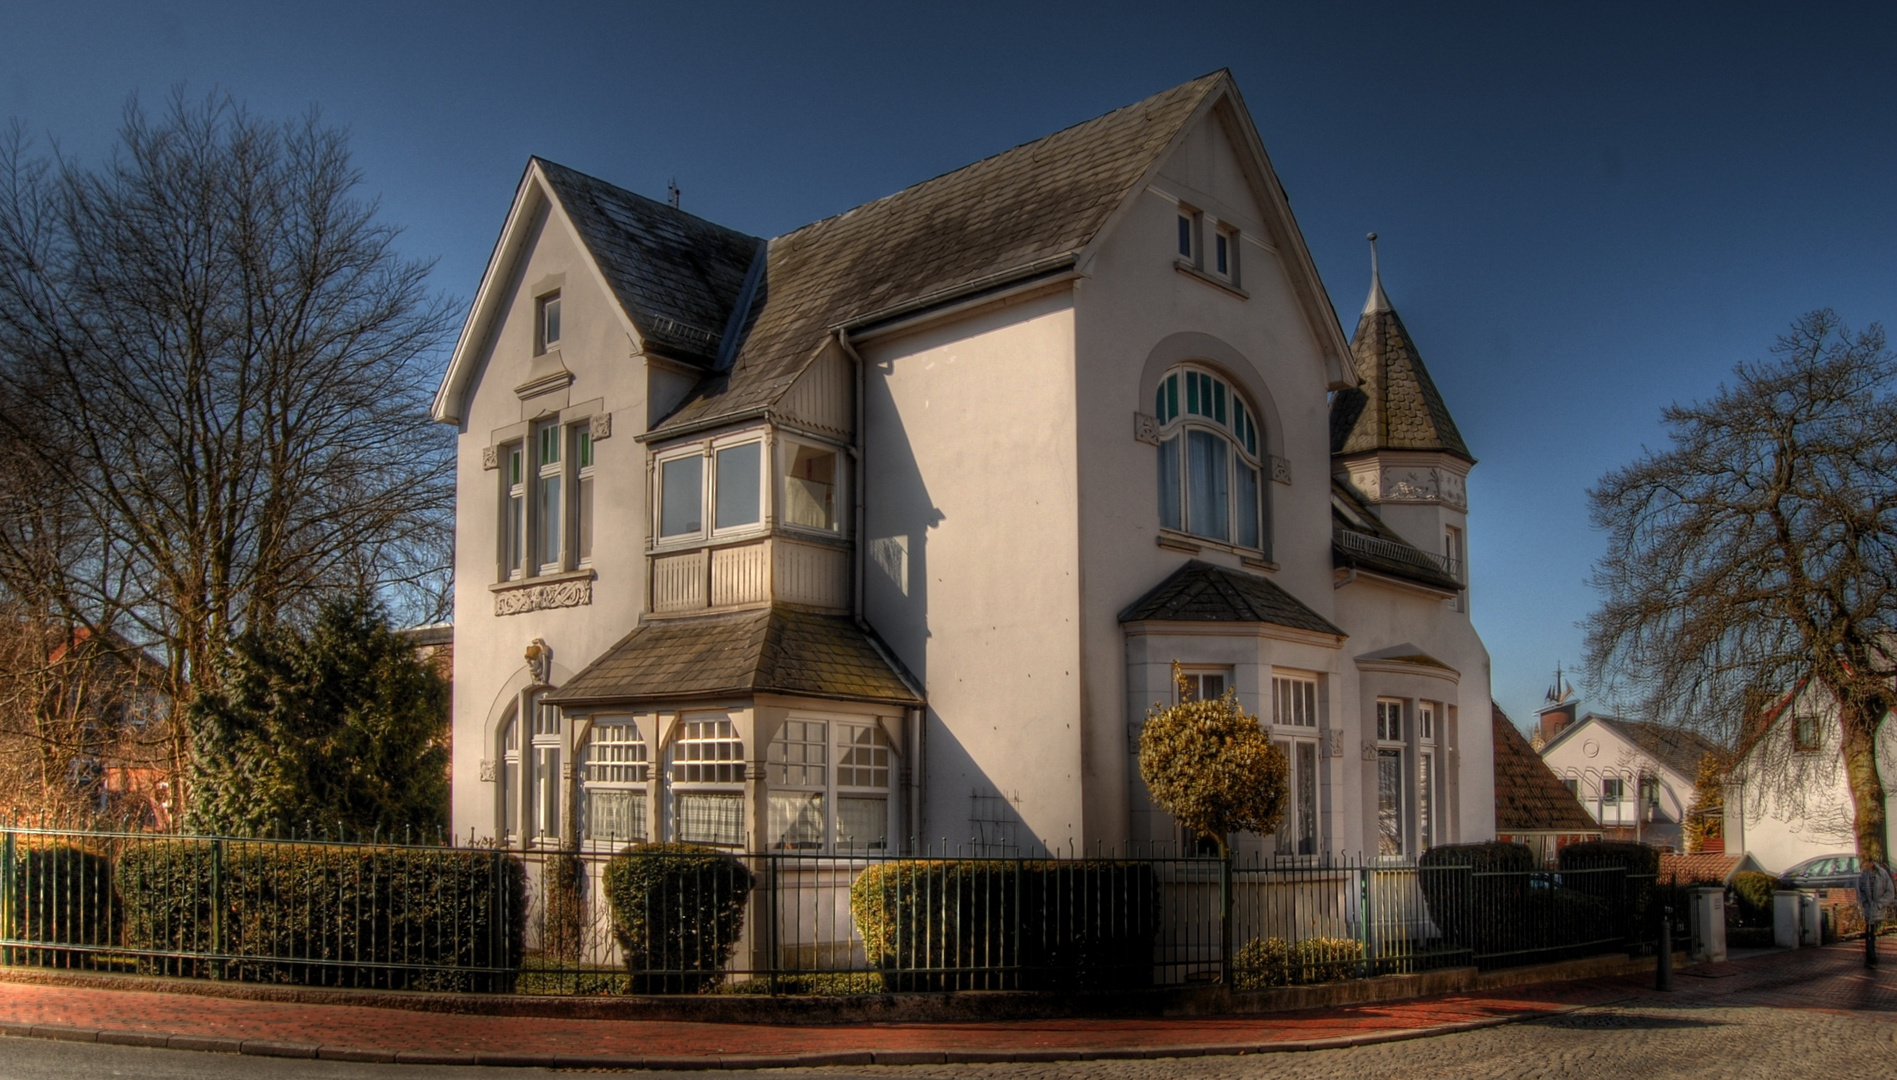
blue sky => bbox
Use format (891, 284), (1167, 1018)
(7, 2), (1896, 729)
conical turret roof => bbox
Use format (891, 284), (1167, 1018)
(1329, 268), (1472, 462)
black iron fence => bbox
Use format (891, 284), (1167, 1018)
(0, 824), (1662, 996)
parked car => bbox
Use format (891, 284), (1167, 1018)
(1778, 853), (1861, 890)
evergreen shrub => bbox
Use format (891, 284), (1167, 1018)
(602, 843), (753, 994)
(1557, 840), (1662, 935)
(1730, 871), (1779, 928)
(850, 859), (1157, 991)
(115, 839), (525, 990)
(5, 842), (119, 968)
(1232, 936), (1364, 989)
(1416, 841), (1537, 952)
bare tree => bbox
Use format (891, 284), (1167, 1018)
(0, 90), (456, 755)
(1587, 309), (1897, 868)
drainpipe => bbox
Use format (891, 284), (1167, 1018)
(836, 329), (868, 623)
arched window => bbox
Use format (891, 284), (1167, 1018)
(1154, 366), (1265, 550)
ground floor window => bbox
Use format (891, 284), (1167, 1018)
(582, 717), (649, 843)
(1376, 748), (1404, 857)
(1273, 738), (1319, 856)
(767, 717), (893, 853)
(671, 716), (745, 847)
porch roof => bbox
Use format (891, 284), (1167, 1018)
(1118, 560), (1344, 638)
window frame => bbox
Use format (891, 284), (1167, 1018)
(1270, 671), (1322, 859)
(527, 691), (562, 845)
(652, 432), (771, 550)
(710, 438), (766, 536)
(573, 425), (595, 566)
(668, 714), (747, 848)
(1175, 666), (1233, 704)
(1212, 223), (1238, 283)
(497, 706), (521, 843)
(534, 420), (564, 575)
(580, 716), (649, 846)
(500, 441), (526, 581)
(1375, 698), (1407, 858)
(1177, 207), (1201, 263)
(1793, 713), (1821, 752)
(780, 436), (846, 536)
(536, 291), (561, 354)
(1153, 364), (1269, 555)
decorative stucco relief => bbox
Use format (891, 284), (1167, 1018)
(1270, 455), (1292, 486)
(1344, 463), (1469, 512)
(478, 759), (496, 782)
(494, 578), (592, 616)
(590, 412), (613, 441)
(1133, 412), (1159, 446)
(481, 445), (498, 470)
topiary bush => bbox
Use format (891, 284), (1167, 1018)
(1416, 841), (1537, 952)
(1730, 871), (1779, 928)
(603, 843), (754, 994)
(5, 842), (119, 969)
(850, 859), (1158, 992)
(116, 839), (525, 990)
(1232, 936), (1364, 989)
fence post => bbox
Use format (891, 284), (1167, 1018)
(209, 837), (225, 980)
(1219, 847), (1233, 986)
(1358, 865), (1373, 977)
(1, 830), (13, 966)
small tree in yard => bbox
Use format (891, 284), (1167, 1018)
(184, 593), (448, 837)
(1139, 662), (1288, 858)
(1683, 752), (1727, 854)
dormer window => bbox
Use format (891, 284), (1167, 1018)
(1154, 365), (1266, 553)
(536, 292), (561, 353)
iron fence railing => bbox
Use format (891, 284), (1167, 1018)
(0, 824), (1666, 995)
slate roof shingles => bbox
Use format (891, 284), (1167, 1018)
(1119, 561), (1344, 638)
(1331, 302), (1473, 461)
(545, 606), (921, 707)
(1587, 716), (1726, 779)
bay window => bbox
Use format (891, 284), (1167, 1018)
(581, 717), (648, 843)
(1418, 702), (1437, 851)
(654, 435), (768, 545)
(714, 441), (762, 530)
(670, 716), (745, 847)
(1375, 698), (1405, 857)
(767, 717), (893, 853)
(1154, 366), (1267, 553)
(783, 441), (840, 532)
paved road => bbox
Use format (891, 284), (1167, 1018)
(4, 998), (1894, 1079)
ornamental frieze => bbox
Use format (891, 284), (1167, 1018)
(494, 577), (593, 616)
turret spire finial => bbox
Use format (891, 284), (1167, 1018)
(1363, 232), (1391, 316)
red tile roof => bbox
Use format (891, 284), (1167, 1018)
(1493, 704), (1599, 833)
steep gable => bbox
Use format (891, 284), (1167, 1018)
(1494, 704), (1598, 833)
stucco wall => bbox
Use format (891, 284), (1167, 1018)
(1726, 707), (1897, 874)
(861, 290), (1084, 854)
(447, 190), (653, 841)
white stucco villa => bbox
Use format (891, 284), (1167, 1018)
(1537, 710), (1721, 851)
(432, 71), (1496, 861)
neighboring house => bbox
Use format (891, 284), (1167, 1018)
(1658, 851), (1760, 887)
(1491, 704), (1600, 866)
(1722, 683), (1897, 875)
(1539, 711), (1722, 850)
(432, 71), (1495, 860)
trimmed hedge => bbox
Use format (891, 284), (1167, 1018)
(850, 859), (1157, 992)
(1233, 936), (1363, 989)
(1416, 841), (1537, 952)
(5, 843), (119, 969)
(116, 840), (525, 991)
(603, 843), (753, 994)
(1557, 840), (1661, 934)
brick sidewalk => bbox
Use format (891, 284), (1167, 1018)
(0, 945), (1888, 1070)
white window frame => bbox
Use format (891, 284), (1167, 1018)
(500, 442), (526, 581)
(1418, 702), (1437, 852)
(534, 420), (564, 575)
(1375, 698), (1406, 858)
(572, 425), (595, 566)
(580, 716), (649, 846)
(1212, 222), (1238, 283)
(710, 436), (766, 536)
(765, 715), (897, 855)
(780, 436), (846, 536)
(1153, 365), (1268, 555)
(652, 432), (770, 549)
(498, 706), (520, 843)
(1175, 665), (1232, 704)
(1177, 206), (1201, 264)
(668, 714), (747, 848)
(1271, 671), (1322, 859)
(1444, 525), (1466, 612)
(527, 691), (562, 845)
(536, 291), (561, 353)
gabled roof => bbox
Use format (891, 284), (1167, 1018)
(1118, 561), (1344, 638)
(1493, 704), (1600, 833)
(1541, 713), (1726, 780)
(1330, 480), (1463, 591)
(536, 160), (763, 366)
(543, 606), (922, 708)
(651, 72), (1229, 436)
(437, 71), (1362, 430)
(1329, 271), (1472, 462)
(1660, 852), (1755, 887)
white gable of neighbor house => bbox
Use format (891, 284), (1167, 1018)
(1540, 717), (1694, 837)
(1725, 686), (1897, 874)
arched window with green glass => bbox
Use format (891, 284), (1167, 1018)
(1154, 365), (1267, 553)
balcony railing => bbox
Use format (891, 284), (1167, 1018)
(1336, 530), (1460, 581)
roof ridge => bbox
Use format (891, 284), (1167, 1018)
(768, 72), (1227, 247)
(532, 156), (762, 240)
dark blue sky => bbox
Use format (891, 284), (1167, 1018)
(8, 2), (1896, 728)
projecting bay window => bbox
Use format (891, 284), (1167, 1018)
(1271, 673), (1320, 857)
(1375, 699), (1405, 857)
(783, 440), (841, 533)
(1154, 366), (1267, 555)
(654, 435), (768, 547)
(581, 717), (648, 844)
(670, 717), (745, 847)
(766, 718), (893, 853)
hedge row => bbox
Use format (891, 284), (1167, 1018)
(116, 840), (526, 991)
(1232, 936), (1363, 989)
(850, 859), (1157, 991)
(3, 844), (119, 969)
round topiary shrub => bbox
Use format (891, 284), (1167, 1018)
(603, 843), (754, 994)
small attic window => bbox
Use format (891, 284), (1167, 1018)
(537, 292), (562, 354)
(1177, 208), (1199, 262)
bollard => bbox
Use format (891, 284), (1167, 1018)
(1656, 905), (1673, 991)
